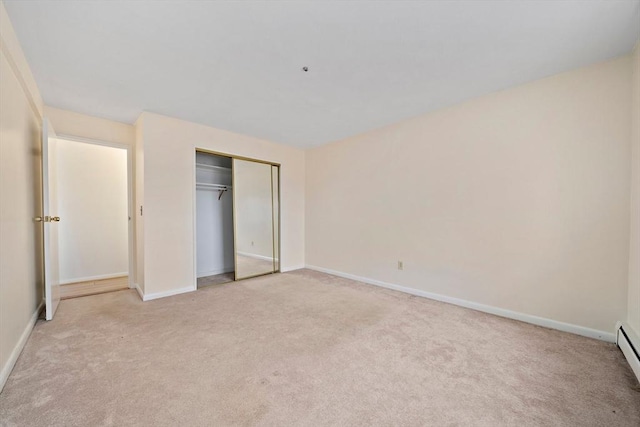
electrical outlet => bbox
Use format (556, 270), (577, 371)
(397, 261), (403, 270)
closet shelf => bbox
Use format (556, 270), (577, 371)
(196, 183), (232, 190)
(195, 163), (231, 173)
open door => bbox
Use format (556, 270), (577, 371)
(42, 118), (60, 320)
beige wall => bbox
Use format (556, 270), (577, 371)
(0, 2), (44, 389)
(306, 56), (632, 335)
(44, 106), (134, 147)
(136, 112), (304, 298)
(629, 42), (640, 336)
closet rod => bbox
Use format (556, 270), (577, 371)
(196, 183), (232, 190)
(196, 183), (231, 200)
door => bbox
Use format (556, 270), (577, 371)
(271, 165), (280, 272)
(42, 118), (60, 320)
(232, 158), (278, 280)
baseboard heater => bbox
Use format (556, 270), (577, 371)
(616, 322), (640, 383)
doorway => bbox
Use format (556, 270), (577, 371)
(55, 136), (131, 299)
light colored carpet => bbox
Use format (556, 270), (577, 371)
(0, 269), (638, 426)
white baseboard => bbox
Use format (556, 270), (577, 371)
(59, 272), (128, 285)
(1, 300), (44, 392)
(281, 265), (305, 273)
(142, 285), (194, 302)
(616, 322), (640, 382)
(306, 265), (615, 342)
(134, 283), (144, 300)
(197, 267), (234, 278)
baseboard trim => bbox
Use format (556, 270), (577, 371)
(60, 276), (129, 300)
(134, 283), (144, 301)
(616, 322), (640, 382)
(142, 285), (194, 302)
(306, 265), (615, 342)
(281, 265), (305, 273)
(1, 300), (44, 393)
(59, 272), (128, 285)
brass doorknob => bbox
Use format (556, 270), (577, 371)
(34, 216), (43, 222)
(51, 216), (60, 222)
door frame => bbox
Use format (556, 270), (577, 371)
(56, 134), (136, 290)
(193, 148), (281, 291)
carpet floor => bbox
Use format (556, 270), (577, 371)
(1, 269), (639, 426)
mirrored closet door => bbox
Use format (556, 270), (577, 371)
(233, 158), (280, 279)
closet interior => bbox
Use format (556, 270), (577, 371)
(196, 152), (234, 287)
(195, 151), (280, 288)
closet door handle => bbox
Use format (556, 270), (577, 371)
(51, 216), (61, 222)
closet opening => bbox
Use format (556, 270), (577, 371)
(196, 152), (234, 287)
(195, 149), (280, 288)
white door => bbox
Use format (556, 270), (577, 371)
(42, 118), (60, 320)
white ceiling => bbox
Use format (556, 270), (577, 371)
(4, 1), (640, 148)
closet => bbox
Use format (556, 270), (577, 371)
(196, 152), (234, 286)
(196, 151), (279, 287)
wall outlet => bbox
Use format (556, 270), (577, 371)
(397, 261), (403, 270)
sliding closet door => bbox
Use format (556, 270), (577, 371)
(233, 159), (278, 279)
(271, 165), (279, 272)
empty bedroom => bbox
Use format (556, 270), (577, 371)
(1, 0), (639, 425)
